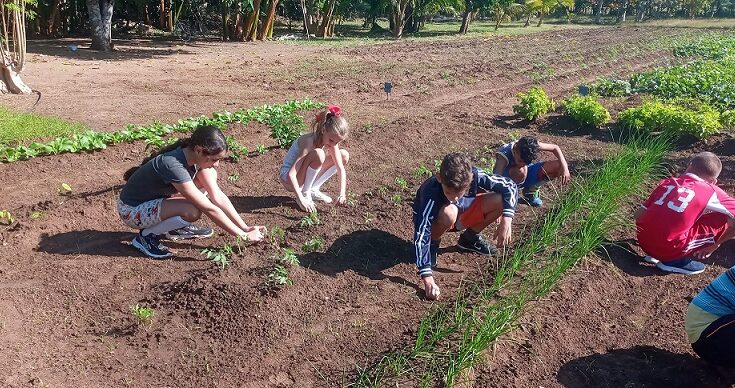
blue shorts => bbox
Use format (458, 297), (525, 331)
(503, 161), (546, 191)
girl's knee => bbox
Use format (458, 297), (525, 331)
(308, 148), (327, 168)
(340, 149), (350, 165)
(181, 206), (202, 222)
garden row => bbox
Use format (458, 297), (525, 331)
(351, 135), (670, 386)
(0, 99), (323, 163)
(512, 32), (735, 140)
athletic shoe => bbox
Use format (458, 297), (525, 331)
(656, 257), (705, 275)
(520, 190), (543, 207)
(165, 224), (214, 240)
(457, 231), (498, 256)
(430, 240), (440, 268)
(132, 232), (172, 259)
(310, 189), (333, 204)
(643, 255), (660, 264)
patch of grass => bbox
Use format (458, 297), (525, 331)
(0, 106), (88, 145)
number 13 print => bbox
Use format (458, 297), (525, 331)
(653, 185), (696, 213)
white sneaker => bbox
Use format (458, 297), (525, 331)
(310, 189), (333, 203)
(643, 255), (660, 264)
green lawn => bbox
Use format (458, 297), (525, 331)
(0, 106), (89, 145)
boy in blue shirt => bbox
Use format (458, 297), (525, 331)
(413, 152), (518, 300)
(494, 136), (571, 207)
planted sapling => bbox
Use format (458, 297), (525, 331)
(0, 210), (15, 225)
(395, 177), (408, 191)
(299, 212), (320, 228)
(267, 265), (292, 286)
(255, 144), (267, 155)
(274, 248), (299, 266)
(269, 226), (286, 247)
(302, 237), (324, 253)
(130, 304), (155, 326)
(227, 173), (240, 184)
(201, 243), (236, 270)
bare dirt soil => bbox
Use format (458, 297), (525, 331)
(1, 26), (733, 387)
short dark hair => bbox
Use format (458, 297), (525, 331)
(516, 136), (540, 164)
(689, 152), (722, 179)
(439, 152), (473, 191)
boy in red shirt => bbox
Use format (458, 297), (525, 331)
(635, 152), (735, 275)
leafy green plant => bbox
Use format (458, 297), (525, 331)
(673, 34), (735, 59)
(130, 304), (155, 326)
(227, 173), (240, 184)
(255, 144), (267, 154)
(299, 212), (320, 228)
(0, 210), (15, 225)
(618, 101), (721, 139)
(201, 243), (237, 270)
(588, 78), (632, 97)
(508, 129), (522, 142)
(267, 265), (292, 286)
(513, 86), (555, 121)
(722, 110), (735, 130)
(563, 95), (611, 128)
(413, 165), (433, 179)
(433, 159), (442, 172)
(391, 194), (403, 205)
(302, 237), (324, 253)
(30, 211), (45, 219)
(394, 177), (408, 191)
(274, 248), (299, 266)
(269, 226), (286, 247)
(363, 212), (375, 224)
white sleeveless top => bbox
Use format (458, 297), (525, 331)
(279, 135), (306, 178)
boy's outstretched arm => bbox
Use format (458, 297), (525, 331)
(493, 153), (508, 175)
(413, 196), (441, 300)
(539, 142), (571, 184)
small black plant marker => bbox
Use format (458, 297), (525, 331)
(384, 82), (393, 100)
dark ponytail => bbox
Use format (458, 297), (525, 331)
(123, 125), (228, 181)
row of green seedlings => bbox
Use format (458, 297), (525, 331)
(351, 135), (669, 387)
(0, 99), (323, 163)
(0, 183), (75, 226)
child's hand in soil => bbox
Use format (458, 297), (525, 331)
(422, 276), (441, 301)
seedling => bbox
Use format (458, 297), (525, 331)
(345, 192), (358, 206)
(130, 304), (154, 326)
(299, 212), (320, 228)
(0, 210), (15, 225)
(363, 212), (375, 224)
(58, 183), (72, 195)
(508, 129), (522, 142)
(377, 185), (389, 197)
(302, 237), (324, 253)
(434, 159), (442, 172)
(30, 211), (46, 219)
(413, 165), (433, 179)
(201, 243), (235, 270)
(227, 173), (240, 184)
(267, 265), (292, 286)
(255, 144), (267, 155)
(391, 194), (402, 206)
(395, 177), (408, 191)
(269, 226), (286, 247)
(274, 248), (299, 266)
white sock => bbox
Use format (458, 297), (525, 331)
(312, 166), (337, 191)
(302, 166), (319, 195)
(142, 216), (190, 236)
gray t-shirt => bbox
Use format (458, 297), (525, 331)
(120, 147), (199, 206)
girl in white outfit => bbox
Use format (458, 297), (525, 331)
(279, 105), (350, 212)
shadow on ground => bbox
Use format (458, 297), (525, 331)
(557, 346), (735, 388)
(299, 228), (420, 292)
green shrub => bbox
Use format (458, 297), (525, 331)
(618, 101), (721, 139)
(722, 110), (735, 130)
(563, 95), (611, 128)
(513, 86), (555, 121)
(588, 78), (632, 97)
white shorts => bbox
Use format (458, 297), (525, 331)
(117, 198), (164, 229)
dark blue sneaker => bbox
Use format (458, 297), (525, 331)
(457, 231), (497, 256)
(165, 224), (214, 241)
(132, 232), (172, 259)
(656, 257), (705, 275)
(520, 190), (543, 207)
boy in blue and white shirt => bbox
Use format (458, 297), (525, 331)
(413, 152), (518, 300)
(494, 136), (571, 207)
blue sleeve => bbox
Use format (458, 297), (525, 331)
(413, 188), (439, 278)
(476, 168), (518, 218)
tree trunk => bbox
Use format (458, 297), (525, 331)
(1, 53), (31, 94)
(258, 0), (279, 40)
(159, 0), (166, 28)
(566, 7), (571, 23)
(524, 12), (531, 26)
(459, 10), (471, 33)
(317, 0), (336, 37)
(494, 12), (501, 30)
(166, 0), (173, 32)
(86, 0), (114, 51)
(594, 0), (604, 23)
(244, 0), (262, 40)
(221, 1), (230, 41)
(48, 0), (64, 36)
(537, 9), (544, 26)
